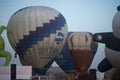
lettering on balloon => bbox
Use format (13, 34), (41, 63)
(56, 54), (64, 59)
(55, 32), (64, 45)
(56, 54), (68, 65)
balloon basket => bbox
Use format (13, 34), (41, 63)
(0, 65), (32, 80)
(30, 76), (52, 80)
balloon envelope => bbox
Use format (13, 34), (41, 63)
(68, 32), (98, 74)
(55, 32), (77, 79)
(7, 6), (68, 75)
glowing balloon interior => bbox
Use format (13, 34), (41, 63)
(7, 6), (68, 75)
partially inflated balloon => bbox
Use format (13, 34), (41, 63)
(93, 6), (120, 72)
(68, 32), (98, 75)
(0, 26), (12, 66)
(7, 6), (68, 75)
(55, 32), (77, 79)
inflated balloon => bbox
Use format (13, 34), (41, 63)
(93, 5), (120, 72)
(0, 26), (12, 66)
(68, 32), (98, 75)
(55, 32), (77, 79)
(7, 6), (68, 75)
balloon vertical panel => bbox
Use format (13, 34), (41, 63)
(55, 32), (77, 79)
(7, 6), (68, 75)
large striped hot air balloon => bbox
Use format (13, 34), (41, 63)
(55, 32), (77, 79)
(7, 6), (68, 75)
(68, 32), (98, 76)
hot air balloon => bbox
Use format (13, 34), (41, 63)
(7, 6), (68, 75)
(55, 32), (77, 79)
(93, 5), (120, 72)
(0, 25), (12, 66)
(68, 32), (98, 76)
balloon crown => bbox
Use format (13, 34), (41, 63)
(117, 5), (120, 11)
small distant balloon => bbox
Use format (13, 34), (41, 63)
(7, 6), (68, 75)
